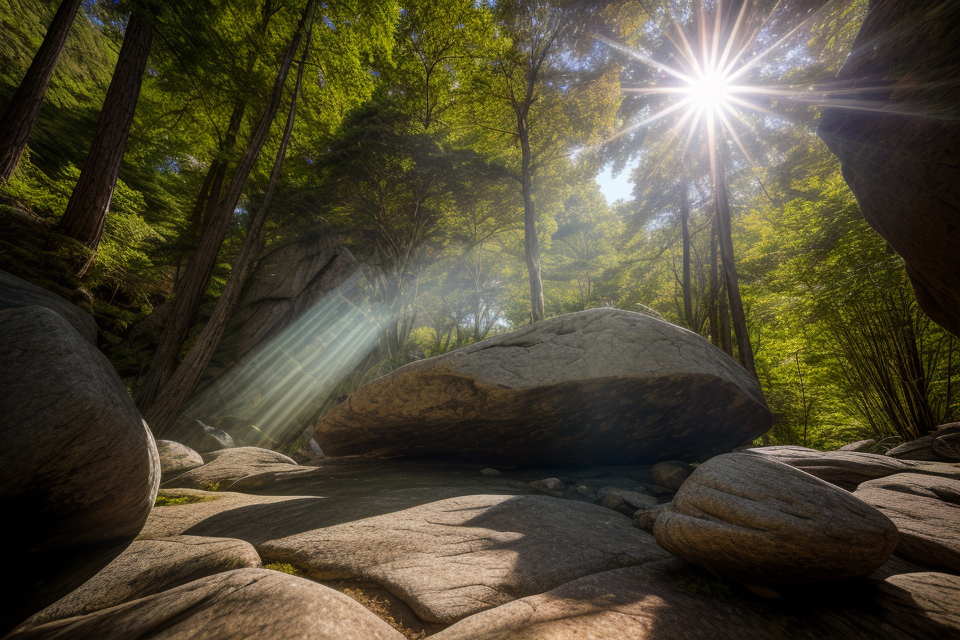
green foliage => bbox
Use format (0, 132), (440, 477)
(153, 491), (218, 507)
(263, 562), (301, 575)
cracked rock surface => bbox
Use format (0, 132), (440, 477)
(259, 493), (670, 624)
(315, 308), (771, 464)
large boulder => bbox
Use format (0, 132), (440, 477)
(0, 306), (160, 633)
(315, 309), (772, 464)
(818, 0), (960, 337)
(653, 453), (898, 584)
(5, 569), (405, 640)
(855, 473), (960, 574)
(156, 440), (204, 482)
(259, 494), (670, 623)
(19, 536), (261, 628)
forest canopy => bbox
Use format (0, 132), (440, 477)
(1, 0), (954, 451)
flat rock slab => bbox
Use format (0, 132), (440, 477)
(855, 473), (960, 574)
(20, 536), (261, 628)
(138, 490), (311, 540)
(163, 447), (299, 490)
(655, 453), (897, 584)
(746, 446), (960, 490)
(432, 559), (960, 640)
(259, 494), (671, 624)
(315, 309), (771, 464)
(5, 568), (404, 640)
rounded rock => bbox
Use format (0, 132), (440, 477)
(653, 452), (898, 584)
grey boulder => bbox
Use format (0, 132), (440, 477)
(315, 309), (772, 464)
(5, 568), (404, 640)
(259, 493), (670, 623)
(157, 440), (204, 482)
(654, 453), (898, 584)
(0, 306), (160, 633)
(163, 447), (298, 490)
(0, 270), (97, 344)
(855, 473), (960, 574)
(20, 536), (261, 628)
(887, 424), (960, 462)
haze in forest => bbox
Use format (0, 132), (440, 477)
(1, 0), (953, 452)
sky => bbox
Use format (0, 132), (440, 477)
(595, 162), (637, 205)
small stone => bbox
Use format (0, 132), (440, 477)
(597, 487), (658, 516)
(632, 503), (668, 533)
(573, 485), (597, 502)
(530, 478), (565, 497)
(480, 468), (502, 476)
(651, 461), (694, 492)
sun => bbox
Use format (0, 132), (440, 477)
(686, 68), (733, 115)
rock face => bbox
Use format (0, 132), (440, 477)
(20, 536), (261, 628)
(0, 306), (160, 634)
(654, 453), (898, 584)
(0, 270), (97, 344)
(855, 473), (960, 574)
(157, 440), (204, 482)
(315, 309), (772, 464)
(163, 447), (299, 490)
(818, 0), (960, 337)
(199, 228), (359, 389)
(259, 494), (670, 623)
(5, 569), (405, 640)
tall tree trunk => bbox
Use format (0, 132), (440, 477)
(518, 110), (544, 323)
(715, 155), (757, 377)
(146, 29), (311, 436)
(0, 0), (84, 180)
(56, 8), (153, 262)
(680, 181), (693, 330)
(719, 282), (733, 356)
(136, 1), (313, 417)
(709, 212), (720, 347)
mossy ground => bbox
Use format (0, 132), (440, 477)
(153, 491), (218, 507)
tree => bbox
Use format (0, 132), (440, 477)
(0, 0), (84, 180)
(136, 0), (315, 417)
(57, 4), (155, 265)
(145, 23), (313, 436)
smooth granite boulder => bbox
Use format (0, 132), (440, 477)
(887, 424), (960, 462)
(0, 306), (160, 634)
(315, 309), (772, 464)
(19, 536), (261, 628)
(259, 494), (670, 624)
(855, 473), (960, 574)
(5, 569), (404, 640)
(651, 460), (694, 492)
(654, 453), (898, 584)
